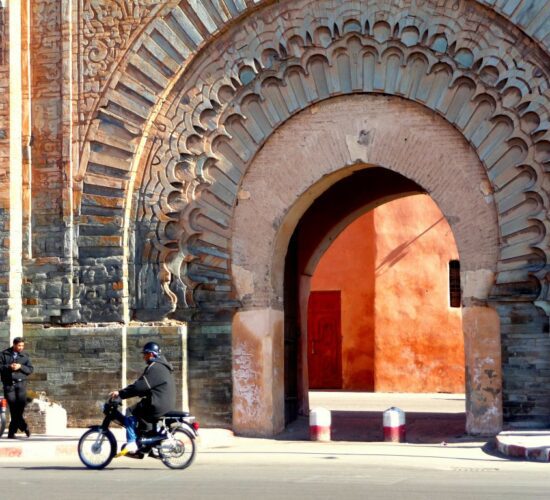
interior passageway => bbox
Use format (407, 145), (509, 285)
(295, 193), (467, 442)
(308, 194), (464, 394)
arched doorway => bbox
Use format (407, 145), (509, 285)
(232, 94), (501, 436)
(302, 193), (467, 440)
(283, 166), (427, 422)
(284, 168), (467, 426)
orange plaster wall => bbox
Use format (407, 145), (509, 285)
(310, 212), (376, 390)
(310, 194), (464, 393)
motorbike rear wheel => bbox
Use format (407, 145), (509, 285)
(159, 428), (196, 470)
(78, 428), (117, 469)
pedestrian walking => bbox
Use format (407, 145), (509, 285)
(0, 337), (33, 438)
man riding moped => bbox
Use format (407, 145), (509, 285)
(109, 341), (175, 455)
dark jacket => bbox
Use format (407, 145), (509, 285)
(119, 355), (176, 418)
(0, 347), (34, 387)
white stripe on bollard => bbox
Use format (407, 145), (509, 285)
(309, 407), (331, 442)
(383, 407), (406, 442)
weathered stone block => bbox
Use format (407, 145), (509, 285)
(24, 398), (67, 435)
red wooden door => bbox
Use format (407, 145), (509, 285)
(308, 291), (342, 389)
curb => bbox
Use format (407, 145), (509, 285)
(0, 443), (76, 459)
(0, 446), (22, 458)
(0, 428), (234, 460)
(495, 436), (550, 462)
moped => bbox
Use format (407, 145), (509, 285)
(78, 397), (198, 470)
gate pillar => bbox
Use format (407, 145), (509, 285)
(463, 306), (502, 435)
(232, 308), (285, 436)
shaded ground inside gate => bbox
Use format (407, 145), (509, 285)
(278, 392), (470, 444)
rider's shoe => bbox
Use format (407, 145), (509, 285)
(116, 441), (142, 458)
(124, 442), (139, 453)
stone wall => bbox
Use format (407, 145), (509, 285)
(187, 322), (232, 427)
(0, 321), (232, 428)
(500, 303), (550, 428)
(1, 0), (550, 436)
(22, 260), (75, 323)
(3, 324), (189, 427)
(29, 0), (64, 259)
(0, 2), (9, 323)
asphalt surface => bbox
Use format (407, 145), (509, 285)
(1, 442), (549, 500)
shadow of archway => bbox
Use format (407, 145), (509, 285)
(277, 410), (473, 444)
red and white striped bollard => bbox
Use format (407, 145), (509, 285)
(309, 407), (331, 441)
(383, 407), (406, 442)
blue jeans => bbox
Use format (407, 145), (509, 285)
(124, 415), (138, 443)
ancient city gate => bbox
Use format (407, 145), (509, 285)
(4, 0), (550, 434)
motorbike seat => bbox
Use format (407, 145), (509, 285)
(163, 410), (191, 418)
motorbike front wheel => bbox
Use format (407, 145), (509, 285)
(159, 428), (196, 470)
(78, 428), (117, 469)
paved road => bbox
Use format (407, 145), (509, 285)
(2, 392), (548, 499)
(1, 441), (549, 500)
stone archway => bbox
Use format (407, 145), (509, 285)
(232, 94), (501, 436)
(75, 0), (550, 432)
(80, 0), (550, 318)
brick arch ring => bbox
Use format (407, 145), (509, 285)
(77, 1), (550, 433)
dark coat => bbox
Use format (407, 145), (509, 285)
(0, 347), (34, 387)
(119, 355), (176, 418)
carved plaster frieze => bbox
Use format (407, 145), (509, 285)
(130, 0), (550, 314)
(78, 0), (550, 154)
(79, 0), (166, 120)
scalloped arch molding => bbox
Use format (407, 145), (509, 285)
(78, 0), (550, 433)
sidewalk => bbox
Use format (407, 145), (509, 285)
(1, 425), (549, 463)
(0, 427), (235, 460)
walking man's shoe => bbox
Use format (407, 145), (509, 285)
(24, 428), (31, 438)
(7, 434), (16, 439)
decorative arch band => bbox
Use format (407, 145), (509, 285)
(78, 0), (550, 318)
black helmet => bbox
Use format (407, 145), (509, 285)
(142, 342), (161, 357)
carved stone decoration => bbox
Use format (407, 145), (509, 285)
(79, 0), (163, 121)
(78, 1), (550, 313)
(126, 0), (550, 320)
(82, 0), (157, 77)
(78, 0), (550, 166)
(76, 0), (550, 319)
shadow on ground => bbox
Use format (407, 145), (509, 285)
(277, 411), (477, 444)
